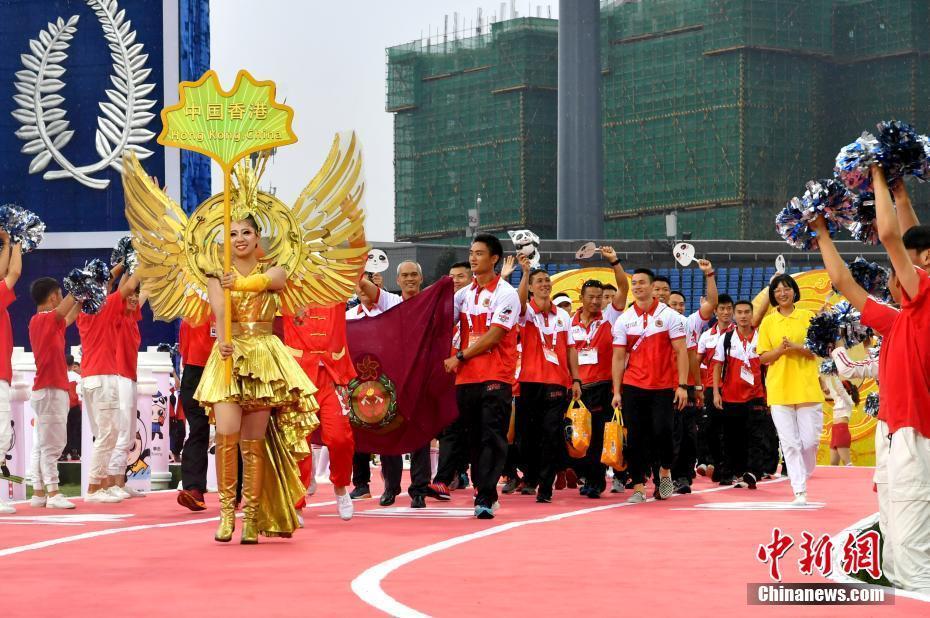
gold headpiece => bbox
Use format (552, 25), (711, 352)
(229, 151), (272, 223)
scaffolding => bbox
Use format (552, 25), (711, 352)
(388, 1), (930, 242)
(601, 0), (930, 240)
(387, 18), (558, 242)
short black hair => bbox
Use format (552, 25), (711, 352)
(471, 233), (503, 261)
(733, 299), (754, 312)
(768, 274), (801, 306)
(450, 261), (471, 271)
(602, 283), (618, 292)
(580, 279), (604, 295)
(669, 290), (686, 301)
(903, 225), (930, 253)
(653, 275), (670, 286)
(633, 268), (655, 283)
(66, 354), (74, 366)
(528, 268), (549, 285)
(717, 294), (735, 306)
(30, 277), (61, 305)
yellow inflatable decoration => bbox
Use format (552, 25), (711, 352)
(552, 267), (876, 467)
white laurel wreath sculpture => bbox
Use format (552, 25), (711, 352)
(11, 0), (156, 190)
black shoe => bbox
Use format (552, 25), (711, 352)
(536, 494), (552, 503)
(520, 484), (537, 496)
(410, 495), (426, 509)
(586, 488), (601, 499)
(673, 478), (692, 495)
(579, 484), (590, 496)
(379, 491), (397, 507)
(349, 485), (372, 500)
(743, 472), (757, 490)
(718, 477), (734, 486)
(459, 472), (470, 488)
(501, 478), (521, 494)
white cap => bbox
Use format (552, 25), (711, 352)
(552, 293), (572, 306)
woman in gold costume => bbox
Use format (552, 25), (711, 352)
(194, 214), (320, 543)
(121, 133), (368, 544)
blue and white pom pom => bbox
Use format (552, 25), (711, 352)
(847, 192), (879, 245)
(833, 300), (873, 347)
(805, 311), (840, 358)
(0, 204), (46, 253)
(63, 258), (110, 314)
(820, 360), (837, 375)
(835, 132), (880, 193)
(864, 392), (879, 418)
(110, 235), (138, 274)
(776, 179), (855, 250)
(842, 257), (890, 300)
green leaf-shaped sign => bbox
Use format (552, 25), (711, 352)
(158, 69), (296, 170)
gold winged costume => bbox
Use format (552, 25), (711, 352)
(122, 133), (368, 539)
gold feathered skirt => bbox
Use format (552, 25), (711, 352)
(195, 331), (319, 538)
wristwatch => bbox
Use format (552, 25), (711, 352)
(694, 385), (704, 392)
(455, 351), (465, 362)
(705, 270), (716, 278)
(678, 384), (689, 389)
(610, 258), (621, 266)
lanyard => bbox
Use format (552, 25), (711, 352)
(532, 306), (556, 349)
(576, 312), (604, 349)
(631, 306), (661, 353)
(464, 282), (500, 332)
(737, 330), (755, 366)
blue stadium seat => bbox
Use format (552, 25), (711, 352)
(764, 267), (777, 280)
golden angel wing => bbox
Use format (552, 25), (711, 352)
(278, 131), (369, 314)
(122, 152), (211, 325)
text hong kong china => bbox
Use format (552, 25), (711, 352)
(167, 102), (284, 143)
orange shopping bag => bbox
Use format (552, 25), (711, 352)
(601, 405), (627, 471)
(564, 398), (591, 458)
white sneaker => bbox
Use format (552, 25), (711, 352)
(108, 486), (130, 500)
(792, 492), (807, 506)
(0, 501), (16, 514)
(307, 477), (317, 497)
(30, 495), (47, 507)
(85, 489), (122, 503)
(611, 478), (625, 493)
(46, 494), (76, 509)
(296, 511), (305, 528)
(336, 492), (353, 521)
(120, 485), (146, 498)
(491, 500), (501, 514)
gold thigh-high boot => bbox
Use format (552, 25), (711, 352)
(214, 432), (240, 542)
(239, 438), (266, 544)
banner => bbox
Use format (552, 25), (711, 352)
(346, 277), (456, 455)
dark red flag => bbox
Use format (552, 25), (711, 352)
(345, 276), (457, 455)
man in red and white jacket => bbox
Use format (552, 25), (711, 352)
(514, 253), (582, 503)
(712, 300), (767, 489)
(568, 246), (629, 497)
(611, 268), (689, 503)
(444, 234), (521, 520)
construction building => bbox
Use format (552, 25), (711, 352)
(387, 0), (930, 242)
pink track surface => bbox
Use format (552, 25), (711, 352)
(0, 466), (922, 617)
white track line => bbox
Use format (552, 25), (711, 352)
(351, 478), (788, 617)
(0, 497), (357, 559)
(829, 512), (930, 604)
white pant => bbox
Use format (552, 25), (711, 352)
(770, 403), (823, 495)
(873, 420), (896, 585)
(108, 376), (137, 476)
(0, 380), (11, 458)
(83, 375), (121, 484)
(887, 427), (930, 594)
(28, 388), (69, 491)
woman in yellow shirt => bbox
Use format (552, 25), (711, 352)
(756, 274), (825, 506)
